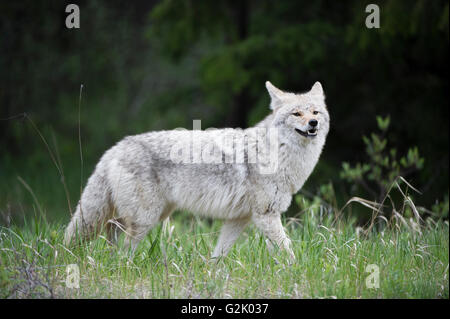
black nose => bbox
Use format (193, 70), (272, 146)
(309, 119), (318, 127)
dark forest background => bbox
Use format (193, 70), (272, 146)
(0, 0), (448, 223)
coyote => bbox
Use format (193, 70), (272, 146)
(64, 81), (330, 261)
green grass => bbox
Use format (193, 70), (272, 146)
(0, 208), (448, 299)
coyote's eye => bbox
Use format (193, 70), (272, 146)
(313, 110), (319, 115)
(293, 112), (302, 117)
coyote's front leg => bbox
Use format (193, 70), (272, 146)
(252, 213), (295, 262)
(212, 217), (251, 259)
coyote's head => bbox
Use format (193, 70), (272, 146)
(265, 81), (330, 146)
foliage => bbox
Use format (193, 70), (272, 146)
(340, 116), (425, 203)
(432, 192), (449, 220)
(0, 1), (448, 223)
(295, 182), (337, 216)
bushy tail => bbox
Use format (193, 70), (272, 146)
(64, 171), (111, 246)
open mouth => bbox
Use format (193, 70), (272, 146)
(295, 128), (318, 137)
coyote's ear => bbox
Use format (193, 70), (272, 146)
(265, 81), (285, 110)
(310, 81), (325, 98)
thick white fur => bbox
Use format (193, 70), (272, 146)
(64, 81), (330, 261)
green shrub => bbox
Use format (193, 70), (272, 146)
(340, 115), (425, 203)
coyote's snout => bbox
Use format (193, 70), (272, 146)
(64, 81), (330, 261)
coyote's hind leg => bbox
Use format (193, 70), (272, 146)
(121, 203), (174, 254)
